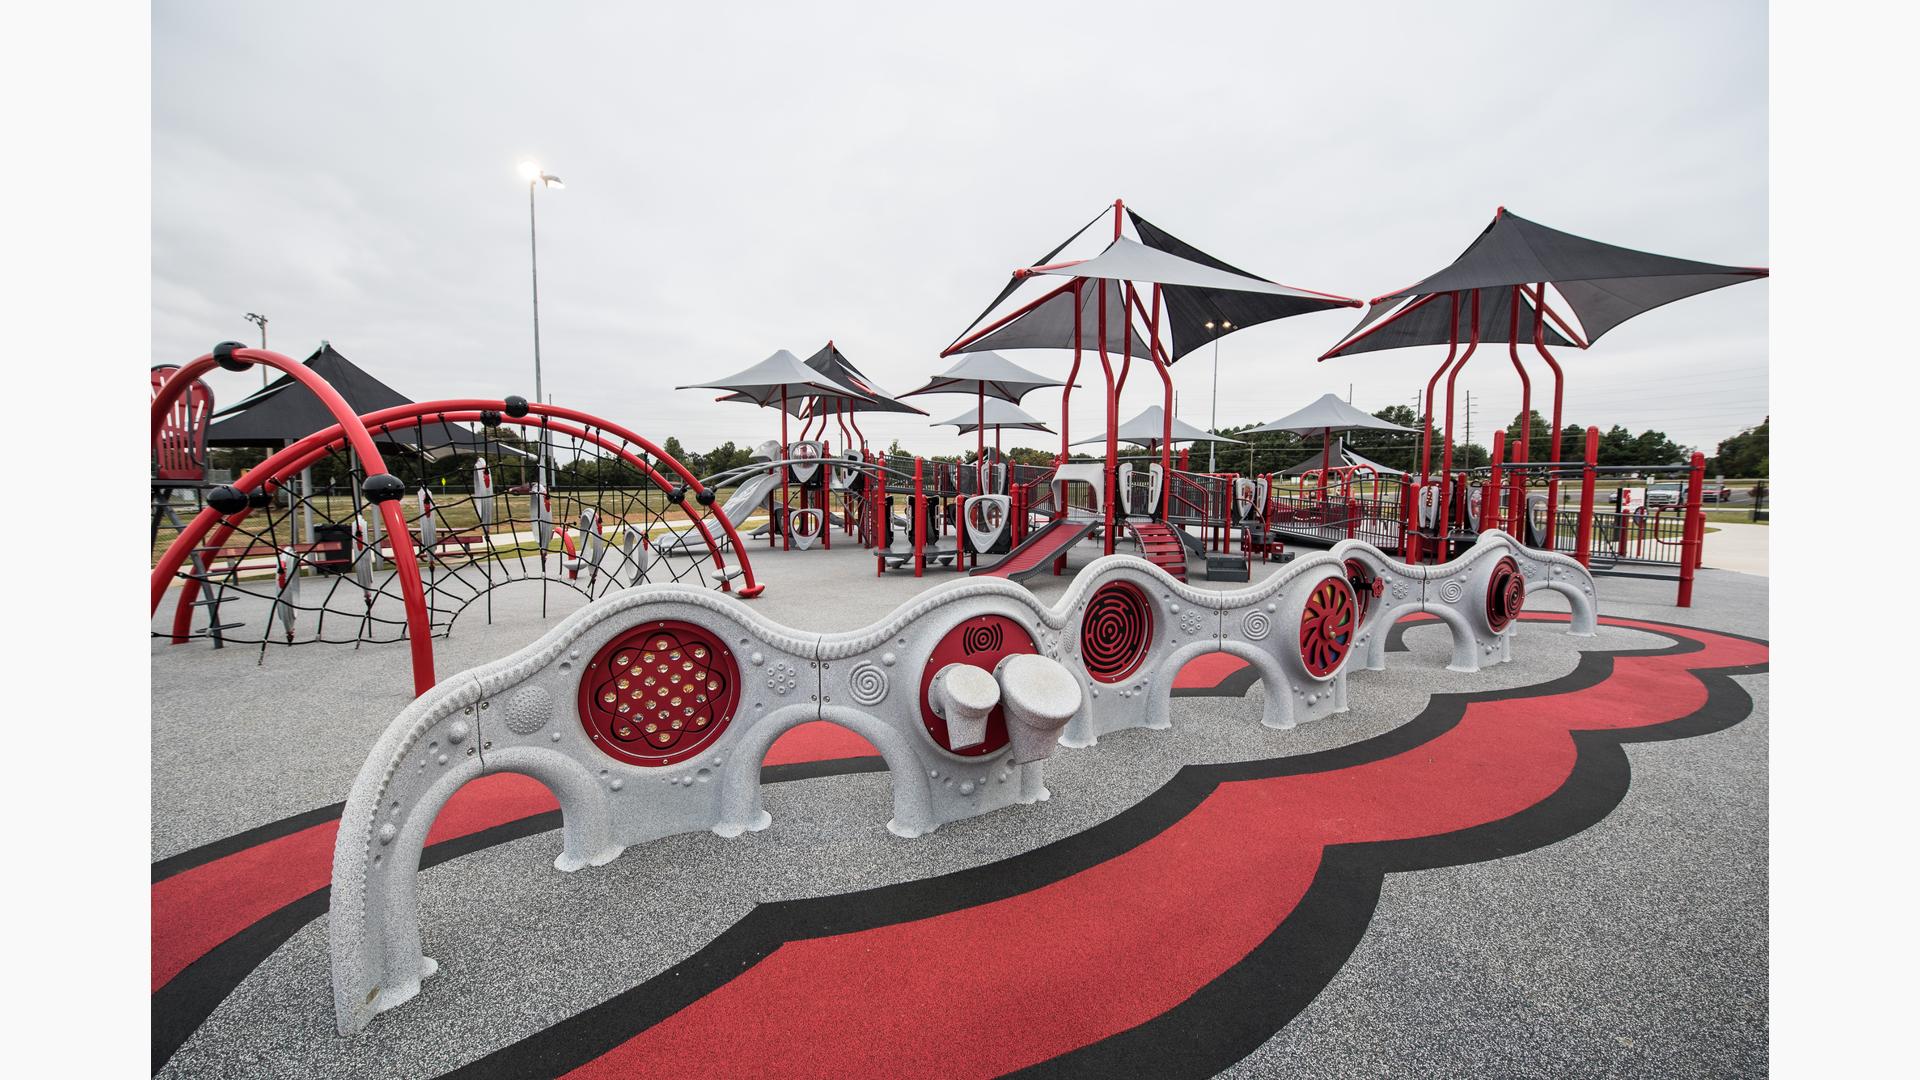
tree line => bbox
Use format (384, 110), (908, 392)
(201, 411), (1768, 496)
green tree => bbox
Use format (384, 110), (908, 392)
(1710, 418), (1768, 478)
(661, 436), (693, 474)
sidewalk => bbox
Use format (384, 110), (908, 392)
(1704, 521), (1768, 576)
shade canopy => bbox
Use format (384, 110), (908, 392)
(680, 349), (873, 408)
(1323, 208), (1769, 357)
(930, 398), (1055, 435)
(800, 341), (927, 416)
(205, 342), (515, 459)
(1072, 404), (1242, 447)
(1243, 394), (1417, 437)
(1275, 436), (1407, 478)
(945, 206), (1359, 363)
(899, 351), (1067, 404)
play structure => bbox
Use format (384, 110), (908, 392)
(648, 203), (1765, 611)
(1316, 208), (1768, 605)
(151, 346), (759, 697)
(327, 529), (1595, 1034)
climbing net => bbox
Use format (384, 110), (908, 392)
(156, 410), (753, 660)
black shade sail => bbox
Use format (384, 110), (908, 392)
(800, 342), (928, 416)
(205, 342), (516, 459)
(1323, 209), (1768, 358)
(943, 204), (1359, 363)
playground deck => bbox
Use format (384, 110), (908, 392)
(150, 540), (1769, 1079)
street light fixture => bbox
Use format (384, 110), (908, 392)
(244, 312), (269, 386)
(520, 160), (564, 481)
(1205, 319), (1233, 472)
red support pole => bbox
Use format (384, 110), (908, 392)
(1576, 426), (1598, 567)
(1678, 450), (1706, 607)
(779, 388), (791, 552)
(821, 436), (832, 551)
(1485, 430), (1506, 534)
(1061, 281), (1083, 463)
(1439, 291), (1483, 543)
(956, 492), (969, 570)
(913, 456), (925, 578)
(1508, 439), (1527, 537)
(1420, 294), (1462, 483)
(1097, 278), (1118, 556)
(1528, 285), (1566, 547)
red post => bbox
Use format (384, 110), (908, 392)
(1484, 430), (1505, 534)
(1677, 450), (1706, 607)
(821, 438), (832, 551)
(1497, 286), (1528, 538)
(1529, 286), (1566, 548)
(956, 492), (969, 570)
(779, 387), (790, 552)
(1438, 290), (1483, 539)
(1574, 428), (1597, 567)
(1509, 439), (1526, 539)
(1097, 281), (1117, 556)
(1419, 292), (1462, 485)
(913, 456), (925, 578)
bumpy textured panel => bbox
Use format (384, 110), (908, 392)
(1332, 530), (1598, 673)
(330, 533), (1593, 1034)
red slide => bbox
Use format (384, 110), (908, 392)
(971, 518), (1096, 580)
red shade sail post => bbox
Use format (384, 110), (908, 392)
(1439, 290), (1485, 544)
(1504, 286), (1534, 538)
(1526, 284), (1568, 548)
(1097, 279), (1119, 555)
(1576, 426), (1598, 567)
(1678, 451), (1706, 607)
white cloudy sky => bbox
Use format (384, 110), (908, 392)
(153, 1), (1766, 461)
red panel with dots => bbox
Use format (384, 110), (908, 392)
(577, 621), (741, 767)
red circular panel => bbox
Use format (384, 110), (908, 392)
(1486, 556), (1526, 633)
(1299, 575), (1358, 678)
(917, 614), (1036, 756)
(1081, 581), (1153, 684)
(577, 620), (740, 766)
(1343, 558), (1380, 622)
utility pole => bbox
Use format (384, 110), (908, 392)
(244, 312), (269, 386)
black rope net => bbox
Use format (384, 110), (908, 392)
(158, 415), (744, 660)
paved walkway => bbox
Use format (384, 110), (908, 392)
(1704, 521), (1769, 576)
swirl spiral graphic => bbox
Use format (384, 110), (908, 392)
(846, 661), (889, 706)
(1440, 580), (1465, 604)
(963, 622), (1004, 655)
(1242, 609), (1272, 641)
(1486, 556), (1526, 632)
(1081, 582), (1153, 684)
(1298, 576), (1358, 678)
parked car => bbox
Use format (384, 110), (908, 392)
(1646, 482), (1684, 507)
(1648, 481), (1733, 507)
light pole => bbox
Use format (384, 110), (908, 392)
(1205, 319), (1233, 472)
(244, 312), (269, 386)
(519, 160), (564, 481)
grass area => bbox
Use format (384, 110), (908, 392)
(1702, 509), (1768, 525)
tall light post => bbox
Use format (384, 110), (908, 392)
(519, 160), (564, 480)
(244, 312), (269, 386)
(1205, 319), (1233, 472)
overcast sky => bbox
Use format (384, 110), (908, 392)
(153, 1), (1766, 463)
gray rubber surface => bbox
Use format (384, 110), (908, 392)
(152, 540), (1767, 1078)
